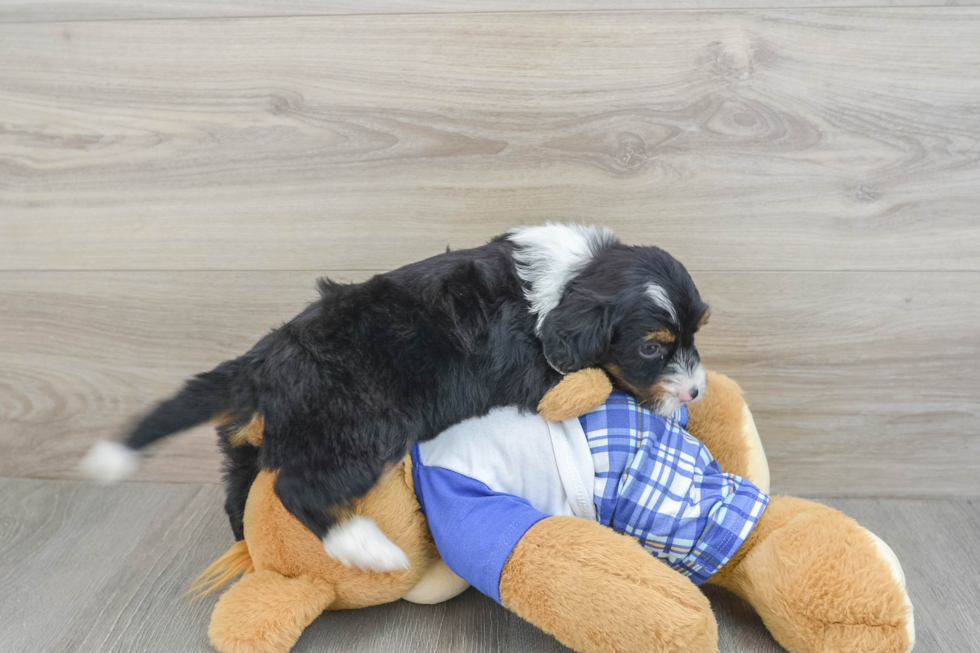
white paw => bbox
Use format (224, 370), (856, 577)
(78, 440), (139, 483)
(865, 528), (915, 652)
(322, 516), (410, 572)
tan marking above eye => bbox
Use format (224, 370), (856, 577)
(696, 309), (711, 331)
(645, 329), (676, 343)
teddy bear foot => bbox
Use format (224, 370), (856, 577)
(209, 570), (336, 653)
(712, 496), (914, 653)
(862, 528), (915, 651)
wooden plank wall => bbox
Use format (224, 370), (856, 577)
(0, 1), (973, 23)
(1, 3), (978, 497)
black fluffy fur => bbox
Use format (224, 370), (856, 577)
(121, 231), (708, 542)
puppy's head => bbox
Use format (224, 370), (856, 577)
(538, 243), (709, 416)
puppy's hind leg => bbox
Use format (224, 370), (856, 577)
(274, 466), (410, 573)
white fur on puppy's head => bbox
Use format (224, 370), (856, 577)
(509, 223), (618, 334)
(78, 440), (139, 484)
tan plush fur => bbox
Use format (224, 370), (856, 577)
(202, 370), (914, 653)
(709, 496), (912, 653)
(192, 540), (255, 597)
(695, 375), (912, 652)
(537, 368), (613, 422)
(209, 570), (335, 653)
(244, 463), (437, 610)
(499, 516), (718, 653)
(686, 371), (759, 483)
(206, 458), (441, 653)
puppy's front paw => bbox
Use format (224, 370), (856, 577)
(322, 516), (410, 572)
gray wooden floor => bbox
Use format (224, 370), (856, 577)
(0, 476), (975, 653)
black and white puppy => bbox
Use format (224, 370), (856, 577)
(81, 224), (709, 570)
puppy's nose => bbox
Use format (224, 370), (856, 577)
(679, 387), (699, 403)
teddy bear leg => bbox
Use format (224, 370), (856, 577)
(209, 570), (336, 653)
(709, 496), (914, 653)
(499, 516), (718, 653)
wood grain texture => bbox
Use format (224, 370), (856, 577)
(0, 478), (225, 652)
(0, 1), (972, 24)
(2, 9), (980, 271)
(2, 478), (976, 652)
(0, 271), (368, 485)
(1, 270), (976, 496)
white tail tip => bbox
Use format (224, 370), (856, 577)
(322, 515), (410, 572)
(79, 440), (139, 484)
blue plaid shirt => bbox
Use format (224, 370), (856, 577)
(580, 393), (769, 585)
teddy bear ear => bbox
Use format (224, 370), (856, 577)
(539, 288), (614, 374)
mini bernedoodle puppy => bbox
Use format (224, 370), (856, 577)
(81, 224), (710, 571)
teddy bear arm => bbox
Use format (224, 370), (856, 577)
(685, 371), (770, 493)
(499, 515), (718, 653)
(536, 368), (613, 422)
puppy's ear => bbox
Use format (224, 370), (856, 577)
(539, 289), (613, 374)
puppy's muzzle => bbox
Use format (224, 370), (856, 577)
(678, 387), (700, 403)
(645, 349), (706, 416)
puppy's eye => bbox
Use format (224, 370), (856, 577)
(639, 343), (664, 359)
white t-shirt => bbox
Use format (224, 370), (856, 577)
(417, 407), (596, 521)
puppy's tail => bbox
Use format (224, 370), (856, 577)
(189, 540), (255, 599)
(79, 361), (244, 483)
